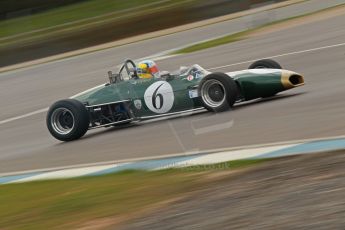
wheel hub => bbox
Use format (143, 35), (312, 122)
(208, 84), (224, 102)
(51, 108), (75, 135)
(201, 79), (226, 108)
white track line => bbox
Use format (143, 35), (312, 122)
(0, 84), (105, 125)
(1, 41), (344, 126)
(207, 42), (345, 70)
(155, 144), (299, 170)
(10, 164), (122, 183)
(0, 108), (48, 125)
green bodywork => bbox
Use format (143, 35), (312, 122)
(75, 75), (202, 118)
(74, 67), (302, 118)
(234, 72), (285, 100)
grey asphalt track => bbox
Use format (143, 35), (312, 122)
(0, 5), (345, 173)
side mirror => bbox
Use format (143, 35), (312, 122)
(108, 71), (121, 84)
(160, 71), (174, 81)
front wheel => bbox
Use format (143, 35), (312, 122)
(199, 73), (238, 112)
(46, 99), (89, 141)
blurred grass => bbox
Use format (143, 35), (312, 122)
(0, 0), (186, 39)
(0, 159), (267, 229)
(173, 3), (345, 54)
(173, 30), (250, 54)
(0, 170), (197, 229)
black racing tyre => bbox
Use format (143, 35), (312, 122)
(46, 99), (89, 141)
(199, 73), (238, 112)
(248, 59), (282, 69)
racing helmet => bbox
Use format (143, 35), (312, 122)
(137, 60), (160, 79)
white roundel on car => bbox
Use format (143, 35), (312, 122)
(144, 81), (174, 113)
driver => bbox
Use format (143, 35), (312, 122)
(136, 60), (160, 79)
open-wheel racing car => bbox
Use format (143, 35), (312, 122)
(46, 59), (304, 141)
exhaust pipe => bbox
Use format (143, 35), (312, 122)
(281, 70), (305, 89)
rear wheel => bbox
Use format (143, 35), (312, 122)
(248, 59), (282, 69)
(47, 99), (89, 141)
(199, 73), (238, 112)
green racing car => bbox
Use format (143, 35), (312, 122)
(46, 58), (305, 141)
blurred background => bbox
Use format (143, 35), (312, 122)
(0, 0), (288, 67)
(1, 0), (345, 229)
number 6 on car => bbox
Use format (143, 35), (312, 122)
(47, 58), (305, 141)
(144, 81), (174, 113)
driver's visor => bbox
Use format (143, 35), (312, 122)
(136, 68), (146, 74)
(149, 65), (159, 74)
